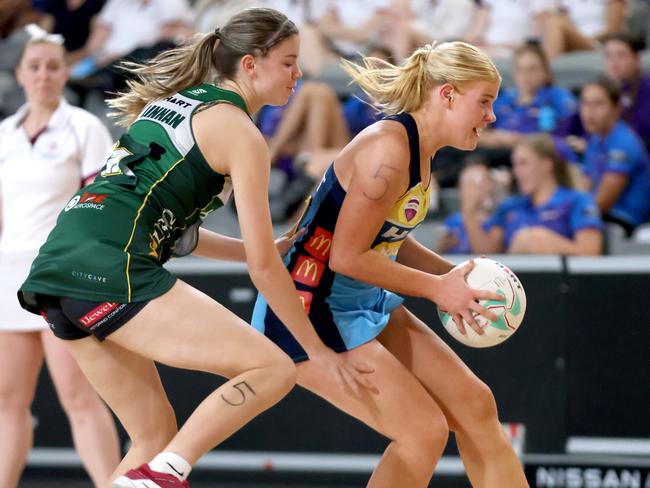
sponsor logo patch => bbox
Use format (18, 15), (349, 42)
(79, 302), (119, 328)
(291, 255), (325, 287)
(403, 196), (420, 222)
(71, 270), (108, 283)
(64, 193), (107, 212)
(304, 227), (333, 262)
(296, 290), (313, 313)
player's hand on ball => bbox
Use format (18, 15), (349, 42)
(434, 260), (503, 335)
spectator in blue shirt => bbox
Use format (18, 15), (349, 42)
(436, 163), (510, 254)
(580, 76), (650, 235)
(479, 43), (578, 150)
(459, 134), (603, 255)
(603, 33), (650, 149)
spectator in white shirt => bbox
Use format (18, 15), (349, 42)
(464, 0), (555, 59)
(0, 25), (119, 488)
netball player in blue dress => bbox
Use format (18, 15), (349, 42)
(253, 42), (529, 487)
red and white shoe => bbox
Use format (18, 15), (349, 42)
(112, 464), (189, 488)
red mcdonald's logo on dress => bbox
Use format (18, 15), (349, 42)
(296, 290), (313, 313)
(291, 255), (324, 286)
(305, 226), (333, 262)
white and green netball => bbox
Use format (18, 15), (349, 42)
(437, 258), (526, 348)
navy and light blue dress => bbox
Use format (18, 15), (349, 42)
(252, 113), (432, 362)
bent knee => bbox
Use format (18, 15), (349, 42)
(454, 379), (499, 430)
(304, 82), (337, 99)
(265, 353), (297, 397)
(469, 380), (498, 421)
(399, 407), (449, 455)
(128, 401), (177, 452)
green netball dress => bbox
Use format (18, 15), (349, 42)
(19, 85), (247, 312)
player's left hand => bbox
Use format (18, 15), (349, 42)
(275, 227), (306, 256)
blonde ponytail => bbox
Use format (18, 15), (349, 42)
(342, 41), (501, 115)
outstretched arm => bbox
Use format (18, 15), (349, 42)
(193, 229), (247, 261)
(193, 227), (304, 262)
(193, 104), (372, 392)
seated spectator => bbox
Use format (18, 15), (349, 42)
(264, 81), (349, 168)
(299, 0), (404, 78)
(461, 43), (578, 171)
(481, 43), (578, 147)
(262, 44), (394, 222)
(436, 163), (511, 254)
(31, 0), (105, 63)
(408, 0), (477, 45)
(193, 0), (264, 33)
(464, 0), (555, 59)
(458, 134), (603, 255)
(602, 32), (650, 148)
(579, 76), (650, 235)
(0, 0), (49, 116)
(67, 0), (194, 96)
(543, 0), (627, 60)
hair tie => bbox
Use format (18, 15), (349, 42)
(24, 23), (64, 45)
(213, 28), (221, 39)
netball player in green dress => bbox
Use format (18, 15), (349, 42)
(18, 8), (371, 488)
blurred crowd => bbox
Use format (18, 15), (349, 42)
(2, 0), (650, 257)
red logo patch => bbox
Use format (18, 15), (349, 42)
(79, 302), (118, 327)
(304, 227), (333, 262)
(291, 255), (324, 287)
(80, 193), (107, 204)
(296, 290), (313, 313)
(404, 197), (420, 222)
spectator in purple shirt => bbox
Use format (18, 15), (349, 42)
(603, 32), (650, 149)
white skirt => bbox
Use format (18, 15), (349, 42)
(0, 249), (48, 332)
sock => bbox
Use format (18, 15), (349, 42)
(148, 452), (192, 482)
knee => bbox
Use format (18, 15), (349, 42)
(0, 382), (32, 411)
(265, 353), (297, 399)
(128, 401), (177, 454)
(468, 380), (499, 423)
(402, 406), (449, 457)
(454, 379), (499, 432)
(304, 82), (336, 101)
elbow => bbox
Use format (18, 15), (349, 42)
(247, 255), (279, 287)
(248, 264), (277, 291)
(328, 251), (354, 276)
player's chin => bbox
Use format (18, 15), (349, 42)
(266, 92), (292, 107)
(450, 139), (478, 151)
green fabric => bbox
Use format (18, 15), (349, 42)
(19, 85), (246, 309)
